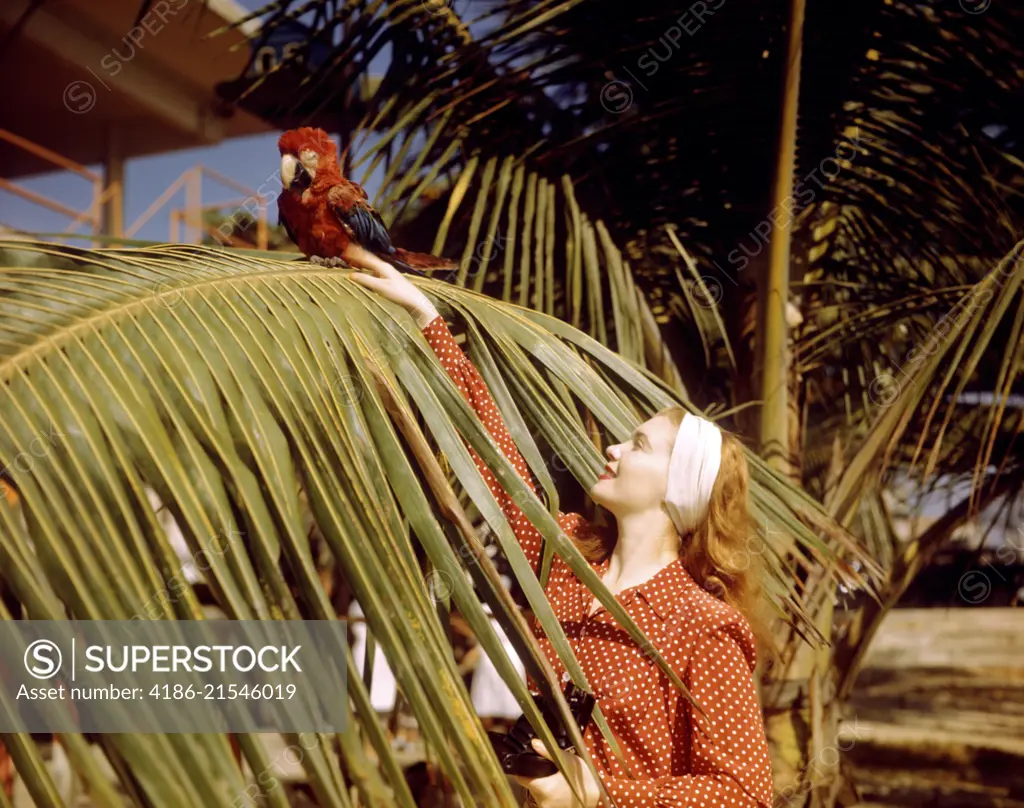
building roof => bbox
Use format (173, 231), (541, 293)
(0, 0), (271, 178)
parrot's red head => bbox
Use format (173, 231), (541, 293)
(278, 127), (339, 192)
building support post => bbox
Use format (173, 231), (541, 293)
(102, 124), (125, 238)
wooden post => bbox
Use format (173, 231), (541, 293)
(257, 204), (269, 250)
(102, 124), (125, 238)
(185, 166), (202, 243)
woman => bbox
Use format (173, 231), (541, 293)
(350, 248), (775, 808)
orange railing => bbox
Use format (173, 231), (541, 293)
(129, 165), (270, 250)
(0, 129), (269, 250)
(0, 127), (120, 241)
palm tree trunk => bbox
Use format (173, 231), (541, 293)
(757, 0), (824, 804)
(756, 0), (805, 479)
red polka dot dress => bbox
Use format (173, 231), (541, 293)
(421, 315), (774, 808)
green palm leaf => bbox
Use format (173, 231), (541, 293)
(0, 240), (874, 804)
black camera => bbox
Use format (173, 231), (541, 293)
(487, 681), (596, 777)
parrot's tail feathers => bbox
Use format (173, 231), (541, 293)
(391, 248), (458, 273)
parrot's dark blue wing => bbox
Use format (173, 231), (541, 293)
(277, 204), (299, 249)
(326, 184), (427, 277)
(327, 184), (394, 254)
(345, 204), (395, 255)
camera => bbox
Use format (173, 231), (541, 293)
(487, 680), (596, 777)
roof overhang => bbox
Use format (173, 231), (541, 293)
(0, 0), (270, 178)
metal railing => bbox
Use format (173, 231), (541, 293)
(129, 165), (270, 250)
(0, 129), (269, 250)
(0, 127), (118, 240)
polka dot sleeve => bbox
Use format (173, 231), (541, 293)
(596, 620), (774, 808)
(420, 314), (590, 574)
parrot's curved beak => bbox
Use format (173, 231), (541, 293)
(281, 154), (298, 189)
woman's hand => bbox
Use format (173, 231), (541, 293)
(513, 739), (601, 808)
(346, 243), (439, 327)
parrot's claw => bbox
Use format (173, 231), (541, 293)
(309, 255), (347, 268)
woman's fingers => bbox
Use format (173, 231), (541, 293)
(349, 272), (386, 292)
(531, 739), (554, 760)
(349, 272), (407, 308)
(344, 244), (436, 317)
(350, 268), (434, 316)
(514, 776), (545, 805)
(348, 271), (397, 299)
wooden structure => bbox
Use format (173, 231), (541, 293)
(0, 0), (272, 242)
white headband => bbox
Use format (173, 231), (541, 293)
(664, 413), (723, 535)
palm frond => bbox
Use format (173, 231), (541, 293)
(825, 239), (1024, 527)
(0, 240), (874, 802)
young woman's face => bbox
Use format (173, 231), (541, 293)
(588, 414), (678, 516)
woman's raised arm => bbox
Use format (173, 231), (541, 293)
(346, 249), (590, 575)
(419, 312), (591, 575)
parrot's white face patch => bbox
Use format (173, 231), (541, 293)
(281, 152), (316, 191)
(299, 149), (319, 176)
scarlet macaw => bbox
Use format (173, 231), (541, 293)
(277, 127), (456, 275)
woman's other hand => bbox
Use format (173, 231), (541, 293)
(513, 738), (601, 808)
(346, 243), (439, 327)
